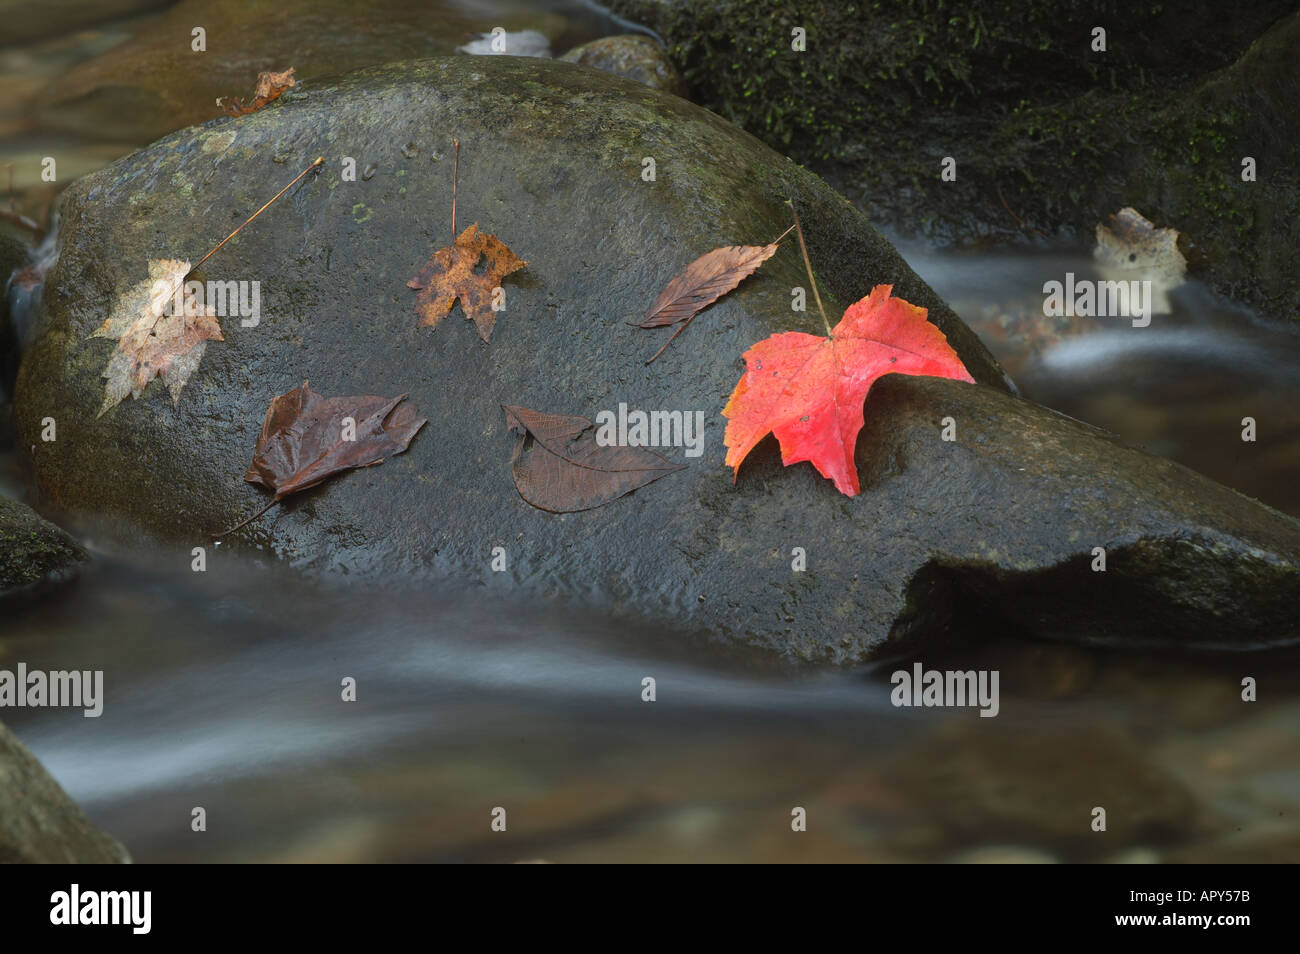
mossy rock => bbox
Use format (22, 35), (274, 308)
(560, 35), (687, 97)
(0, 496), (87, 601)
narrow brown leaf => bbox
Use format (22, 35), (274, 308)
(503, 404), (684, 513)
(635, 242), (781, 329)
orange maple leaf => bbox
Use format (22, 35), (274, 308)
(407, 222), (527, 342)
(722, 284), (974, 496)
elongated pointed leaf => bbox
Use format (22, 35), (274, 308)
(635, 242), (779, 328)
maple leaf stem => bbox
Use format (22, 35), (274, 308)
(188, 156), (324, 278)
(771, 222), (797, 245)
(142, 156), (326, 343)
(213, 497), (280, 539)
(785, 199), (831, 336)
(451, 138), (459, 242)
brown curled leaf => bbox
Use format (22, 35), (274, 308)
(245, 381), (426, 498)
(218, 67), (296, 117)
(217, 382), (426, 537)
(503, 404), (684, 513)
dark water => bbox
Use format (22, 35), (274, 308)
(2, 2), (1300, 863)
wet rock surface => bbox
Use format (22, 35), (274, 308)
(36, 0), (567, 142)
(0, 0), (168, 48)
(13, 56), (1300, 661)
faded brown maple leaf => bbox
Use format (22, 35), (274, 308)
(92, 258), (223, 415)
(218, 67), (296, 116)
(407, 222), (527, 342)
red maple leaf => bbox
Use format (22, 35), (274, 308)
(722, 284), (974, 496)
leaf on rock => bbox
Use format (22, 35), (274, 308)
(407, 223), (527, 342)
(92, 258), (224, 415)
(218, 68), (296, 116)
(245, 381), (427, 500)
(635, 242), (781, 328)
(503, 404), (684, 513)
(723, 284), (974, 497)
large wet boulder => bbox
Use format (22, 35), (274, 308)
(13, 57), (1300, 661)
(610, 0), (1300, 320)
(0, 721), (129, 862)
(0, 496), (87, 603)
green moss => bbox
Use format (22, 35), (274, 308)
(617, 0), (1236, 164)
(608, 0), (1300, 316)
(0, 497), (87, 593)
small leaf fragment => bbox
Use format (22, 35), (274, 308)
(1093, 206), (1186, 315)
(218, 68), (296, 116)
